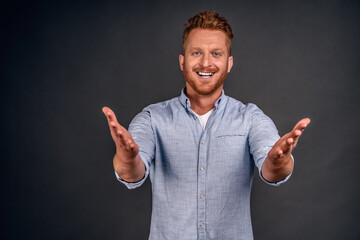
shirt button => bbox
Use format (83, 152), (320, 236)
(194, 116), (197, 120)
(201, 140), (204, 144)
(200, 167), (205, 171)
(200, 194), (204, 198)
(200, 222), (204, 226)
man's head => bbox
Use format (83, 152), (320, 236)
(182, 11), (233, 55)
(179, 11), (234, 98)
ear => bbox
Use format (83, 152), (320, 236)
(179, 54), (184, 71)
(227, 56), (233, 73)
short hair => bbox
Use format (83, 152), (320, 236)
(182, 11), (233, 54)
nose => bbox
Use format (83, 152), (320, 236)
(200, 53), (211, 68)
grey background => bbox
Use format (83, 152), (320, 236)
(1, 0), (359, 239)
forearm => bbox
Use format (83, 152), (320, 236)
(113, 153), (146, 183)
(261, 155), (293, 183)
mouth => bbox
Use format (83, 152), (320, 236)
(196, 72), (215, 79)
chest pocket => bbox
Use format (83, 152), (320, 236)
(212, 131), (249, 176)
(214, 131), (248, 154)
(215, 131), (247, 142)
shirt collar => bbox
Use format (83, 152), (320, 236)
(179, 87), (227, 111)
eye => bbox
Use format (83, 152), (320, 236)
(212, 52), (221, 57)
(193, 51), (201, 56)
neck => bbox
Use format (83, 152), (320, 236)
(185, 85), (222, 115)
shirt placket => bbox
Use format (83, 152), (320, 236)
(188, 105), (218, 240)
(190, 111), (207, 240)
(198, 130), (207, 240)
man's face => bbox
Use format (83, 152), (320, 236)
(179, 29), (233, 97)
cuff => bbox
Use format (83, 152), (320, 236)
(114, 154), (150, 189)
(259, 154), (294, 186)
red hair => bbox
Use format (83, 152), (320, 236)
(182, 11), (233, 54)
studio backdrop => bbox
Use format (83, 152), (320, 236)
(1, 0), (359, 239)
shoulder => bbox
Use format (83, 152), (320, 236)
(224, 96), (274, 129)
(129, 97), (179, 129)
(133, 96), (184, 125)
(142, 96), (181, 114)
(225, 96), (263, 115)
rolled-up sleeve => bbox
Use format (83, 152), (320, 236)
(115, 108), (155, 189)
(258, 155), (294, 186)
(248, 104), (293, 186)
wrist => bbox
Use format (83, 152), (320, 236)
(262, 155), (293, 182)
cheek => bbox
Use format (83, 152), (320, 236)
(215, 61), (228, 70)
(184, 60), (197, 70)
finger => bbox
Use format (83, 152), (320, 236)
(115, 126), (137, 147)
(102, 106), (119, 123)
(292, 130), (303, 146)
(103, 107), (128, 134)
(284, 137), (295, 153)
(129, 141), (138, 152)
(276, 148), (283, 158)
(287, 118), (311, 142)
(117, 132), (138, 155)
(116, 129), (130, 147)
(289, 129), (302, 144)
(277, 137), (293, 155)
(292, 118), (311, 132)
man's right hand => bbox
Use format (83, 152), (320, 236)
(102, 106), (139, 160)
(102, 106), (145, 182)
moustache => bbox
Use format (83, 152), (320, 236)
(193, 67), (218, 72)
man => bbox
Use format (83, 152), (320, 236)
(103, 11), (310, 240)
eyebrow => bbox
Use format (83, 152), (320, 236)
(210, 48), (225, 53)
(188, 47), (202, 51)
(188, 47), (225, 52)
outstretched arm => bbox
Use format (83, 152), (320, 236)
(261, 118), (311, 183)
(102, 106), (146, 183)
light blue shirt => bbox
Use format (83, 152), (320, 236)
(116, 89), (291, 240)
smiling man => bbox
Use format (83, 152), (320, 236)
(180, 28), (233, 115)
(103, 11), (310, 240)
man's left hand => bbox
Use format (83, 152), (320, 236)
(262, 118), (311, 182)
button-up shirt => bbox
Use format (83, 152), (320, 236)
(116, 89), (291, 240)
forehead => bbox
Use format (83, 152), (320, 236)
(184, 29), (229, 51)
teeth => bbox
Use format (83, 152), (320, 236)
(197, 72), (214, 76)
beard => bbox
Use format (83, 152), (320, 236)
(182, 64), (228, 96)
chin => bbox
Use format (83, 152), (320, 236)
(191, 82), (223, 96)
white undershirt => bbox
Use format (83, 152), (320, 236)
(193, 108), (215, 130)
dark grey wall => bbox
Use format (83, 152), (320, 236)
(1, 0), (359, 239)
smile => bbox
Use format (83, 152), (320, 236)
(196, 72), (215, 78)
